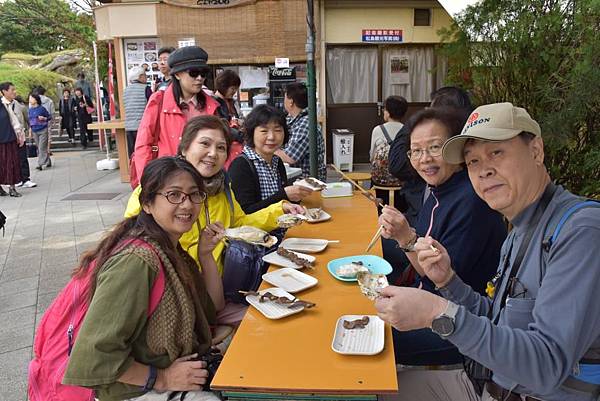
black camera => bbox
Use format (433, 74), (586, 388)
(199, 348), (223, 391)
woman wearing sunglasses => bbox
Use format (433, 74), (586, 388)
(131, 46), (220, 185)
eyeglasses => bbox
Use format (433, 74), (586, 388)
(407, 144), (443, 160)
(187, 68), (210, 79)
(159, 190), (207, 204)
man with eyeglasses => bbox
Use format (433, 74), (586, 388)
(130, 46), (220, 186)
(155, 46), (176, 92)
(375, 103), (600, 401)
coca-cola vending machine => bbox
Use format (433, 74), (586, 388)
(268, 66), (296, 110)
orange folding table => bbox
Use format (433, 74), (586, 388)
(211, 192), (398, 401)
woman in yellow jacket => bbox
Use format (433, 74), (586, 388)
(125, 116), (304, 275)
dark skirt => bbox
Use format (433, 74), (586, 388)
(0, 140), (22, 185)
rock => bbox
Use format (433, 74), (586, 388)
(44, 51), (84, 72)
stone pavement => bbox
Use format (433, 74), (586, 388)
(0, 150), (131, 401)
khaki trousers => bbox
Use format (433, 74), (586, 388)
(380, 368), (497, 401)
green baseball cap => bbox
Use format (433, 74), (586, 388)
(442, 102), (541, 164)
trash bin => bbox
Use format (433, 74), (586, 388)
(331, 128), (354, 172)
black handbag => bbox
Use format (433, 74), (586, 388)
(27, 138), (38, 158)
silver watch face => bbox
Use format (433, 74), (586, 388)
(432, 316), (454, 336)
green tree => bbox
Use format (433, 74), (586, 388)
(0, 0), (95, 55)
(438, 0), (600, 196)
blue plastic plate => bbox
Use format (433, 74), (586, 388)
(327, 255), (393, 282)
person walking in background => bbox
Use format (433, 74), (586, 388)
(74, 87), (94, 148)
(155, 46), (176, 92)
(1, 84), (36, 189)
(275, 82), (326, 182)
(33, 86), (55, 157)
(0, 81), (24, 197)
(28, 93), (51, 171)
(75, 72), (93, 100)
(123, 67), (149, 158)
(59, 88), (77, 144)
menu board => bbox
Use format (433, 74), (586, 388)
(124, 37), (162, 86)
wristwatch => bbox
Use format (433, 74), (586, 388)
(399, 231), (418, 252)
(431, 301), (460, 337)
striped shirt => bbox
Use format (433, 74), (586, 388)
(123, 82), (148, 131)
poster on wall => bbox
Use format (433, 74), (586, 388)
(124, 38), (161, 87)
(390, 55), (409, 85)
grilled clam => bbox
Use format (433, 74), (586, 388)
(277, 213), (308, 229)
(224, 226), (278, 247)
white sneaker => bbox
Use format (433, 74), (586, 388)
(15, 181), (23, 187)
(22, 180), (37, 188)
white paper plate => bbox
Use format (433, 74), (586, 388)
(262, 268), (318, 293)
(280, 238), (329, 253)
(262, 249), (316, 269)
(331, 315), (385, 355)
(246, 287), (306, 319)
(294, 178), (327, 191)
(305, 209), (332, 223)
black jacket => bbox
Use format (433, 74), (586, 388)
(228, 153), (289, 214)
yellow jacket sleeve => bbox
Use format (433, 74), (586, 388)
(124, 186), (143, 218)
(230, 187), (283, 232)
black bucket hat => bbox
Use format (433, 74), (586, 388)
(168, 46), (209, 75)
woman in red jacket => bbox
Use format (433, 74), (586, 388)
(131, 46), (220, 186)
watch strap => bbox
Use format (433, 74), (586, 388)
(142, 365), (157, 392)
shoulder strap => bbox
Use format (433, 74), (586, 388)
(151, 91), (165, 148)
(493, 183), (557, 324)
(223, 172), (235, 226)
(542, 200), (599, 252)
(379, 124), (393, 145)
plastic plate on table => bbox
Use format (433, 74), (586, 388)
(262, 249), (316, 269)
(331, 315), (385, 355)
(305, 208), (332, 223)
(294, 177), (327, 191)
(327, 255), (393, 282)
(280, 238), (329, 253)
(246, 287), (307, 319)
(262, 268), (318, 293)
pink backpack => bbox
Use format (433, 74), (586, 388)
(28, 239), (165, 401)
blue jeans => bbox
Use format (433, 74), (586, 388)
(393, 327), (463, 366)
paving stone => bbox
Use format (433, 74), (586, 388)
(0, 290), (37, 314)
(0, 348), (30, 401)
(0, 265), (39, 282)
(0, 277), (39, 297)
(0, 308), (35, 354)
(37, 274), (70, 295)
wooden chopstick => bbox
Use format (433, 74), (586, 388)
(329, 164), (385, 208)
(365, 225), (384, 253)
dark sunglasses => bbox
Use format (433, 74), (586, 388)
(188, 68), (210, 79)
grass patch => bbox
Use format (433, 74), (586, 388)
(0, 62), (72, 100)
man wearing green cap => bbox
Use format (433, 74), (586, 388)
(375, 102), (600, 401)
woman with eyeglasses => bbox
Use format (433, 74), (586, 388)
(59, 157), (223, 401)
(130, 46), (220, 187)
(125, 115), (303, 325)
(377, 108), (507, 368)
